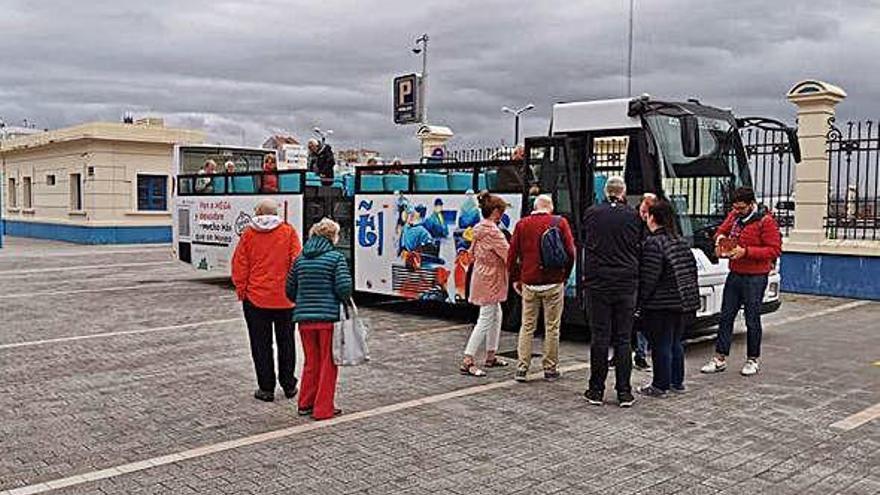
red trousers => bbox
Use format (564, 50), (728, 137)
(298, 322), (338, 419)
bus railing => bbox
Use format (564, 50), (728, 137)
(353, 160), (528, 195)
(177, 170), (307, 196)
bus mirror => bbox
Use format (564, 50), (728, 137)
(786, 128), (802, 163)
(680, 115), (701, 157)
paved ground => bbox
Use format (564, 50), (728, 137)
(0, 237), (878, 495)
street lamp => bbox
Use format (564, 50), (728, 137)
(501, 103), (535, 145)
(313, 127), (333, 144)
(412, 33), (429, 123)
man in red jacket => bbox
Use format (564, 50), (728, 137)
(232, 199), (303, 401)
(701, 187), (782, 377)
(508, 194), (576, 382)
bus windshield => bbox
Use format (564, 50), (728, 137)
(644, 113), (751, 240)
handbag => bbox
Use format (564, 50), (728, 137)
(332, 298), (371, 366)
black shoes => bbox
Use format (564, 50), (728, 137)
(254, 389), (275, 402)
(283, 387), (298, 399)
(633, 355), (652, 371)
(297, 407), (313, 416)
(617, 391), (635, 408)
(584, 390), (604, 406)
(543, 368), (561, 382)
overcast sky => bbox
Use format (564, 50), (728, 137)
(1, 0), (878, 158)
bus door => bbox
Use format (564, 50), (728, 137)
(524, 136), (590, 314)
(303, 184), (354, 267)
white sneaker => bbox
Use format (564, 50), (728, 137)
(741, 359), (760, 376)
(700, 357), (727, 374)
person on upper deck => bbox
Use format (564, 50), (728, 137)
(307, 138), (336, 185)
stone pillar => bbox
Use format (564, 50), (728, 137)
(786, 80), (847, 248)
(416, 125), (454, 159)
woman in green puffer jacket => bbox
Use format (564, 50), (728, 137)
(286, 218), (352, 420)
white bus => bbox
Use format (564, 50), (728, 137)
(171, 97), (799, 335)
(172, 145), (306, 272)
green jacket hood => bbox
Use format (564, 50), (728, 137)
(302, 236), (335, 258)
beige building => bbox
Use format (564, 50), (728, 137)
(1, 118), (204, 244)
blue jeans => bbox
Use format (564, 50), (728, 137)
(716, 272), (769, 359)
(644, 310), (685, 391)
(633, 324), (649, 360)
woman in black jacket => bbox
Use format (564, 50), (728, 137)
(636, 200), (700, 398)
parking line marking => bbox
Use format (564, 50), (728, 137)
(0, 319), (241, 351)
(0, 282), (192, 300)
(0, 261), (175, 277)
(0, 247), (168, 260)
(830, 402), (880, 431)
(764, 300), (871, 328)
(0, 362), (589, 495)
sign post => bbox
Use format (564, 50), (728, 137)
(393, 73), (423, 125)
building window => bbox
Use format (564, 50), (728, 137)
(70, 173), (83, 211)
(7, 178), (17, 208)
(137, 175), (168, 211)
(22, 177), (33, 209)
(47, 175), (56, 186)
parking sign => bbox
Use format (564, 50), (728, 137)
(393, 73), (422, 124)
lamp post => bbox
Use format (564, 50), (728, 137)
(501, 103), (535, 145)
(412, 33), (429, 123)
(627, 0), (635, 97)
(313, 127), (333, 145)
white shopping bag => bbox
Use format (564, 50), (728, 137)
(332, 299), (371, 366)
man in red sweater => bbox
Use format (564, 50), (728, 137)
(701, 187), (782, 377)
(507, 194), (576, 382)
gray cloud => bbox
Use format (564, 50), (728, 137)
(1, 0), (878, 157)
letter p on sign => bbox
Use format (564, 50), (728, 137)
(398, 80), (412, 105)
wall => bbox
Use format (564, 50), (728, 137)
(2, 138), (177, 243)
(781, 252), (880, 300)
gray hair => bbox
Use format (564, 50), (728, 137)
(307, 138), (319, 147)
(533, 194), (554, 213)
(255, 198), (279, 216)
(605, 176), (626, 199)
(309, 217), (341, 244)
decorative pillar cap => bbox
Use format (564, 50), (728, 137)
(787, 80), (847, 106)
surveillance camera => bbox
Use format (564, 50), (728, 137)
(412, 48), (422, 54)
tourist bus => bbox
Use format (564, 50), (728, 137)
(172, 96), (799, 334)
(172, 145), (307, 272)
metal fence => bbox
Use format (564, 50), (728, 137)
(446, 147), (514, 162)
(826, 119), (880, 241)
(741, 127), (797, 236)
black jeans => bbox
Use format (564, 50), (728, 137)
(242, 301), (297, 394)
(716, 273), (768, 359)
(588, 291), (635, 394)
(643, 310), (685, 391)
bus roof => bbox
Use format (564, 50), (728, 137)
(552, 98), (640, 134)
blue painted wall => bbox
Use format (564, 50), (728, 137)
(4, 220), (170, 245)
(781, 252), (880, 300)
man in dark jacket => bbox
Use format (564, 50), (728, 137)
(701, 187), (781, 377)
(582, 176), (642, 408)
(307, 138), (336, 185)
(496, 145), (534, 192)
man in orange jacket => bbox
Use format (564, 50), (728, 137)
(232, 199), (302, 402)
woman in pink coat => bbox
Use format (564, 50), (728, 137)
(460, 192), (511, 376)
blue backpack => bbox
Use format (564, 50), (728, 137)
(540, 216), (569, 270)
